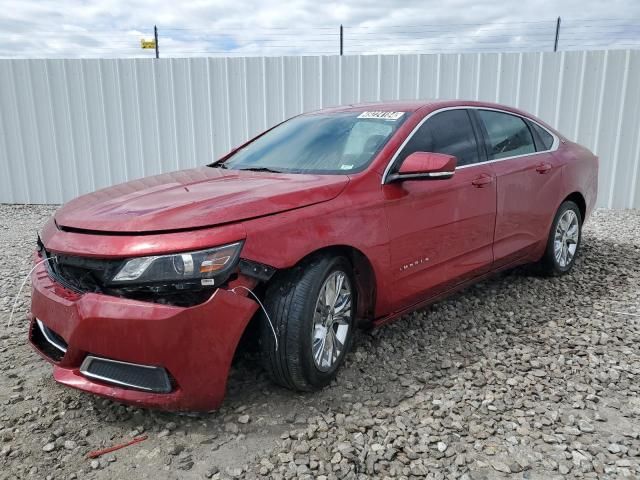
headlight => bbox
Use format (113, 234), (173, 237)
(110, 242), (243, 287)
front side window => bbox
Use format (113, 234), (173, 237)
(394, 109), (480, 168)
(478, 110), (536, 160)
(218, 112), (407, 174)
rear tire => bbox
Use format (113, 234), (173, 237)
(259, 255), (356, 391)
(539, 200), (582, 275)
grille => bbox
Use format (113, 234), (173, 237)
(31, 319), (67, 362)
(80, 356), (173, 393)
(38, 240), (217, 307)
(43, 248), (117, 294)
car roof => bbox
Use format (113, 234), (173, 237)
(307, 99), (531, 114)
(304, 100), (557, 133)
(307, 101), (436, 114)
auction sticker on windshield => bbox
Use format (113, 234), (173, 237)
(357, 111), (405, 120)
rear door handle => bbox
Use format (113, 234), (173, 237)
(536, 162), (552, 174)
(472, 174), (494, 188)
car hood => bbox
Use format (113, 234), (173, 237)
(55, 167), (349, 233)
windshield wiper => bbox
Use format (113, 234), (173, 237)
(208, 162), (229, 169)
(237, 167), (283, 174)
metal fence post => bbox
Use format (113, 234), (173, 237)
(154, 25), (159, 58)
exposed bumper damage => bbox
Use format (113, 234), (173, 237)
(29, 254), (259, 411)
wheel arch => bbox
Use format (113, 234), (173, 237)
(290, 245), (377, 326)
(233, 244), (377, 361)
(562, 191), (586, 221)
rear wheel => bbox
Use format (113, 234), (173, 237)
(260, 255), (355, 391)
(539, 200), (582, 275)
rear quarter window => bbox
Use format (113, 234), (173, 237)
(530, 122), (555, 151)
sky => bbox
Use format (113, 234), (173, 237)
(1, 0), (640, 58)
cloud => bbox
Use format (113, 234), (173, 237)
(0, 0), (639, 58)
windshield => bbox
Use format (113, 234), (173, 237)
(217, 111), (408, 174)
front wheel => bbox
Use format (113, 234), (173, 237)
(539, 200), (582, 275)
(260, 255), (356, 391)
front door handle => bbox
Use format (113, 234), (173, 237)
(536, 162), (552, 174)
(472, 174), (494, 188)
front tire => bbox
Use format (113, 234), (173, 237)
(539, 200), (582, 275)
(260, 255), (356, 391)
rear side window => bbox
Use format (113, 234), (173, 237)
(478, 110), (535, 160)
(396, 109), (480, 167)
(529, 122), (555, 151)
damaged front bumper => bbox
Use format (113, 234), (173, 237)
(29, 255), (259, 411)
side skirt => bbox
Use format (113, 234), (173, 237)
(372, 255), (530, 328)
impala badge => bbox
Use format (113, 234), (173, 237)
(400, 256), (430, 271)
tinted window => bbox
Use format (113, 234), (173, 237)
(221, 112), (406, 174)
(395, 110), (479, 167)
(478, 110), (535, 160)
(530, 122), (555, 151)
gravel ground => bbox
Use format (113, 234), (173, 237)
(1, 205), (639, 480)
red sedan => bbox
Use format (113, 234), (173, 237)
(30, 100), (598, 411)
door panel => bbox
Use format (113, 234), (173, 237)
(382, 108), (496, 312)
(384, 166), (496, 310)
(491, 152), (562, 265)
(474, 109), (563, 266)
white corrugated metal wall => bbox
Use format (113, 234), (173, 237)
(0, 50), (639, 207)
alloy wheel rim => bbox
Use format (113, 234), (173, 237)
(554, 210), (579, 268)
(312, 271), (352, 372)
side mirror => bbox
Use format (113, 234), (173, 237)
(387, 152), (457, 183)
